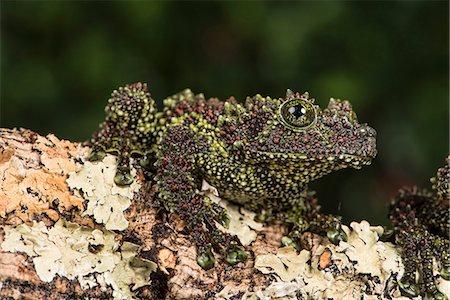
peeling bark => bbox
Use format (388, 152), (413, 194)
(0, 128), (275, 299)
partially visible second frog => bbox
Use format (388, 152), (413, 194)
(88, 83), (377, 269)
(389, 157), (450, 299)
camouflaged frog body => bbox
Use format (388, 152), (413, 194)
(159, 88), (376, 210)
(90, 83), (377, 269)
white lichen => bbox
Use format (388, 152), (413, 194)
(254, 246), (310, 283)
(66, 154), (140, 231)
(1, 218), (156, 300)
(201, 180), (263, 246)
(247, 220), (440, 300)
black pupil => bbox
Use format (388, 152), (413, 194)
(289, 105), (305, 118)
(280, 99), (315, 129)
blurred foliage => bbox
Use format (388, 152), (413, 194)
(1, 1), (448, 225)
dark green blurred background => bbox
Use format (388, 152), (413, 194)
(1, 1), (448, 225)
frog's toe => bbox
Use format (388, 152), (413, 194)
(398, 278), (420, 297)
(114, 167), (133, 185)
(221, 212), (231, 229)
(225, 241), (247, 265)
(197, 244), (216, 270)
(439, 249), (450, 280)
(428, 291), (448, 300)
(226, 249), (247, 265)
(214, 205), (230, 228)
(88, 149), (106, 161)
(281, 235), (300, 249)
(441, 261), (450, 281)
(306, 213), (347, 244)
(327, 225), (348, 245)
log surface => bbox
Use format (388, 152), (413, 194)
(1, 128), (440, 300)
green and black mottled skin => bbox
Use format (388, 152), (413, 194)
(88, 82), (158, 185)
(89, 82), (377, 270)
(389, 157), (450, 299)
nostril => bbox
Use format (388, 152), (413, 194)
(367, 126), (377, 137)
(359, 124), (377, 137)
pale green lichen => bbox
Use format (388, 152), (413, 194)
(1, 218), (156, 300)
(254, 246), (310, 283)
(66, 154), (140, 231)
(104, 242), (157, 299)
(336, 221), (389, 278)
(201, 181), (263, 246)
(247, 220), (450, 299)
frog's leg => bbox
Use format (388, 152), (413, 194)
(113, 145), (133, 186)
(156, 125), (246, 269)
(87, 126), (110, 162)
(306, 213), (347, 244)
(389, 189), (449, 299)
(87, 144), (107, 161)
(267, 190), (347, 246)
(88, 83), (158, 185)
(88, 129), (135, 186)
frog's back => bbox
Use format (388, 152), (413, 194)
(161, 89), (236, 126)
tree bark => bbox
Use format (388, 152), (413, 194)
(0, 128), (442, 300)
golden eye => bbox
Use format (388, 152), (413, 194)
(279, 99), (316, 130)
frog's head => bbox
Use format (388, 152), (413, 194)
(239, 89), (377, 182)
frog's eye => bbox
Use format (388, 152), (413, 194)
(279, 99), (316, 130)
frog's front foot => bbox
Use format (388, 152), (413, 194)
(196, 242), (246, 270)
(326, 224), (348, 245)
(307, 213), (348, 244)
(196, 243), (216, 270)
(87, 145), (135, 185)
(114, 166), (133, 186)
(225, 241), (247, 265)
(179, 195), (247, 270)
(87, 146), (106, 162)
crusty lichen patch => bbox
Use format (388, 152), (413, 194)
(202, 181), (263, 246)
(247, 220), (449, 300)
(66, 154), (141, 231)
(0, 130), (87, 223)
(254, 246), (310, 283)
(1, 218), (156, 300)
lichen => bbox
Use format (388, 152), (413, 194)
(0, 132), (86, 222)
(1, 218), (156, 299)
(66, 154), (140, 231)
(104, 242), (158, 299)
(202, 181), (263, 246)
(250, 220), (447, 299)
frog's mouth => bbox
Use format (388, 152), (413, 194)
(248, 151), (374, 170)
